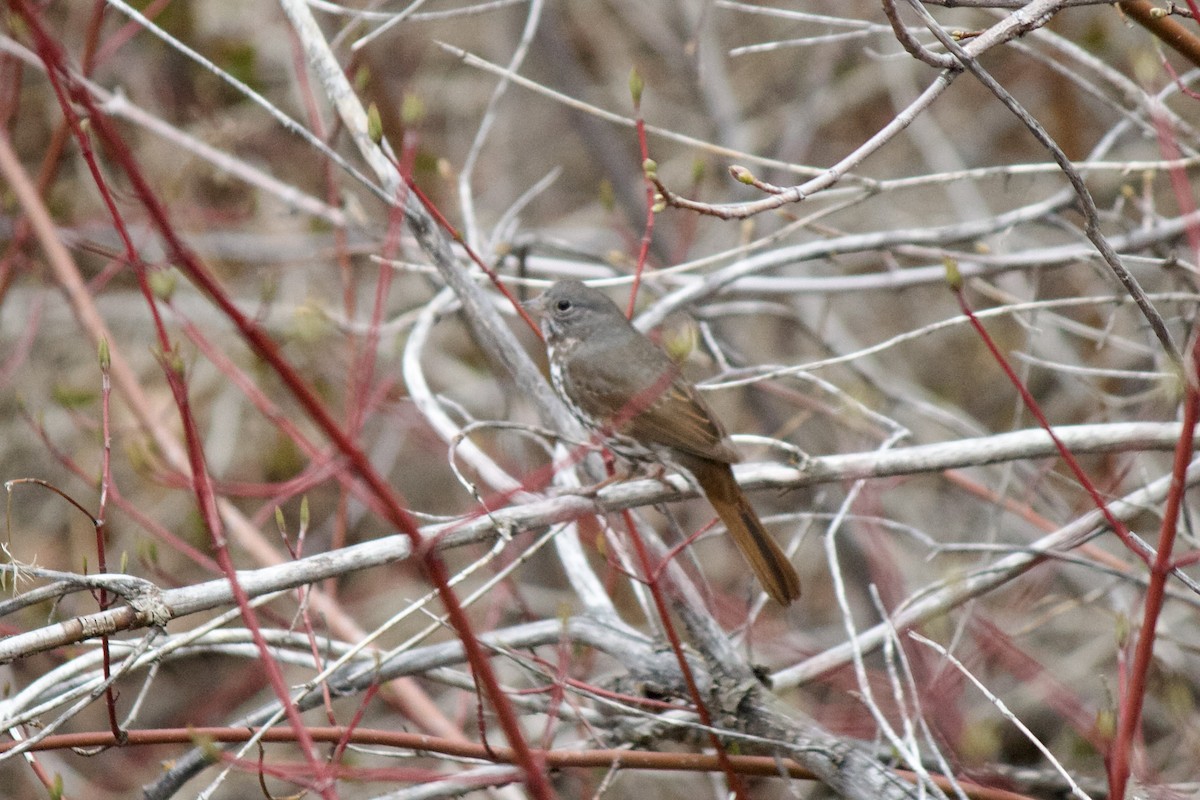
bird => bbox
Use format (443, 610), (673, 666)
(527, 279), (801, 605)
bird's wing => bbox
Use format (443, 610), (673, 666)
(565, 345), (739, 464)
(626, 379), (740, 464)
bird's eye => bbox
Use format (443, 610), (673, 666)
(555, 299), (572, 312)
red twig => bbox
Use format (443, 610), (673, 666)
(394, 169), (542, 337)
(615, 498), (750, 800)
(952, 270), (1199, 798)
(952, 286), (1143, 561)
(626, 68), (655, 319)
(972, 618), (1107, 753)
(1185, 0), (1200, 28)
(652, 517), (719, 587)
(163, 353), (334, 792)
(96, 340), (125, 745)
(332, 682), (381, 765)
(1107, 103), (1200, 800)
(15, 6), (334, 791)
(0, 292), (40, 389)
(0, 724), (1042, 800)
(1107, 337), (1198, 796)
(17, 404), (221, 571)
(90, 0), (172, 70)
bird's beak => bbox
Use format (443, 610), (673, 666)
(522, 293), (547, 318)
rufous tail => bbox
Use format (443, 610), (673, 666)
(692, 459), (801, 605)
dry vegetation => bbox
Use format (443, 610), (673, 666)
(2, 0), (1200, 798)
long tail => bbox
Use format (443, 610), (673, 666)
(691, 459), (801, 605)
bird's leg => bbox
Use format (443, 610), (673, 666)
(563, 449), (631, 498)
(645, 457), (702, 496)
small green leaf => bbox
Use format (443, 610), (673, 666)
(288, 302), (333, 344)
(138, 539), (159, 568)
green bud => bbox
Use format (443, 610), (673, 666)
(52, 383), (96, 408)
(138, 539), (159, 567)
(193, 731), (221, 763)
(628, 67), (644, 106)
(598, 179), (615, 212)
(148, 269), (177, 302)
(731, 165), (755, 185)
(1094, 707), (1116, 740)
(401, 93), (425, 126)
(943, 256), (962, 291)
(367, 102), (383, 145)
(160, 345), (185, 376)
(353, 65), (371, 92)
(660, 316), (697, 364)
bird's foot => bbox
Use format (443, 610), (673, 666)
(559, 472), (627, 499)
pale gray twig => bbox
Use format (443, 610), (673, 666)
(903, 0), (1181, 361)
(2, 421), (1192, 662)
(910, 633), (1095, 800)
(775, 455), (1200, 687)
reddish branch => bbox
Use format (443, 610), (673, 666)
(953, 281), (1200, 798)
(14, 6), (332, 791)
(12, 4), (552, 796)
(626, 68), (655, 318)
(1106, 106), (1200, 800)
(0, 725), (1038, 800)
(952, 287), (1144, 561)
(1119, 0), (1200, 68)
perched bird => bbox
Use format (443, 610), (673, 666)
(527, 280), (801, 605)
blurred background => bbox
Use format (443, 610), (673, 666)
(1, 1), (1198, 797)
